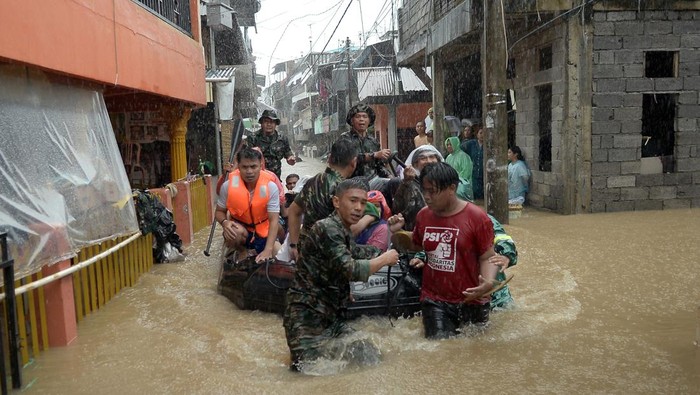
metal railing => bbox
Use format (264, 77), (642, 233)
(0, 232), (154, 387)
(134, 0), (192, 35)
(73, 234), (154, 322)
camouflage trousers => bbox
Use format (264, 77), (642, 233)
(490, 271), (514, 310)
(283, 302), (380, 372)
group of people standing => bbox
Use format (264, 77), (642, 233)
(214, 104), (520, 374)
(414, 108), (531, 204)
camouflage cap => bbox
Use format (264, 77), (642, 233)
(258, 109), (281, 125)
(345, 103), (376, 126)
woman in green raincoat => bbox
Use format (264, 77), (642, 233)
(444, 136), (473, 185)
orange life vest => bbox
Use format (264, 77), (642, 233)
(226, 169), (275, 238)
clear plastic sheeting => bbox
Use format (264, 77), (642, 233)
(0, 65), (139, 278)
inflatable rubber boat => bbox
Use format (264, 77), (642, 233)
(217, 252), (422, 319)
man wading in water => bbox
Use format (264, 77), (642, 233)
(283, 178), (399, 372)
(390, 162), (498, 339)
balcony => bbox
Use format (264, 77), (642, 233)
(134, 0), (192, 35)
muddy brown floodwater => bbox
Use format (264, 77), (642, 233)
(22, 207), (699, 394)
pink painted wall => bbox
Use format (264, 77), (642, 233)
(371, 102), (432, 149)
(0, 0), (205, 105)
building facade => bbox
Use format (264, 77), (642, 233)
(1, 0), (207, 186)
(397, 0), (699, 213)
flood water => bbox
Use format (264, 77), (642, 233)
(21, 205), (699, 393)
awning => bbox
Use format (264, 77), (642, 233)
(205, 67), (236, 82)
(256, 100), (276, 113)
(291, 91), (319, 104)
(355, 66), (428, 101)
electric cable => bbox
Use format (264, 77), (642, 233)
(266, 0), (346, 79)
(268, 0), (357, 103)
(508, 0), (598, 53)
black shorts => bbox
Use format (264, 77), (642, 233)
(243, 231), (267, 254)
(421, 298), (490, 339)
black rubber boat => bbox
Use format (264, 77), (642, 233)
(217, 252), (422, 319)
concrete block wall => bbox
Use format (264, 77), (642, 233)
(591, 10), (700, 212)
(511, 23), (568, 211)
(398, 0), (431, 48)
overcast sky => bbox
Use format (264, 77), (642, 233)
(251, 0), (395, 85)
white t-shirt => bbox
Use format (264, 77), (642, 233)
(424, 115), (434, 132)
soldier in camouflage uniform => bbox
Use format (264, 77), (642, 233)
(246, 110), (295, 179)
(286, 139), (358, 260)
(340, 103), (392, 182)
(488, 214), (518, 309)
(283, 178), (399, 372)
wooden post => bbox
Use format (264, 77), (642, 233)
(431, 50), (446, 153)
(562, 10), (593, 214)
(482, 0), (508, 223)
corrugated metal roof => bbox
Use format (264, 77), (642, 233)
(399, 68), (430, 92)
(205, 67), (236, 82)
(356, 67), (428, 100)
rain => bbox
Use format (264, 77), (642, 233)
(1, 0), (698, 393)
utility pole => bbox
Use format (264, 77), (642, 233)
(482, 0), (509, 223)
(209, 25), (223, 177)
(308, 24), (312, 54)
(346, 37), (356, 106)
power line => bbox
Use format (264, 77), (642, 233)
(355, 0), (395, 100)
(265, 0), (346, 78)
(309, 0), (348, 54)
(508, 0), (598, 53)
(271, 0), (356, 103)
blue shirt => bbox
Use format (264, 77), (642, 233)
(508, 160), (530, 200)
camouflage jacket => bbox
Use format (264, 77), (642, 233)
(340, 129), (383, 179)
(294, 167), (343, 232)
(293, 167), (377, 242)
(489, 214), (518, 308)
(246, 129), (292, 178)
(286, 212), (381, 317)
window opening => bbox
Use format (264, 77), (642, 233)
(507, 58), (516, 79)
(641, 94), (676, 173)
(507, 89), (516, 149)
(539, 46), (552, 71)
(538, 85), (552, 172)
(645, 51), (678, 78)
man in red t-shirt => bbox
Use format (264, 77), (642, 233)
(401, 162), (497, 339)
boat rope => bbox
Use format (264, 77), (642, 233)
(264, 259), (287, 290)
